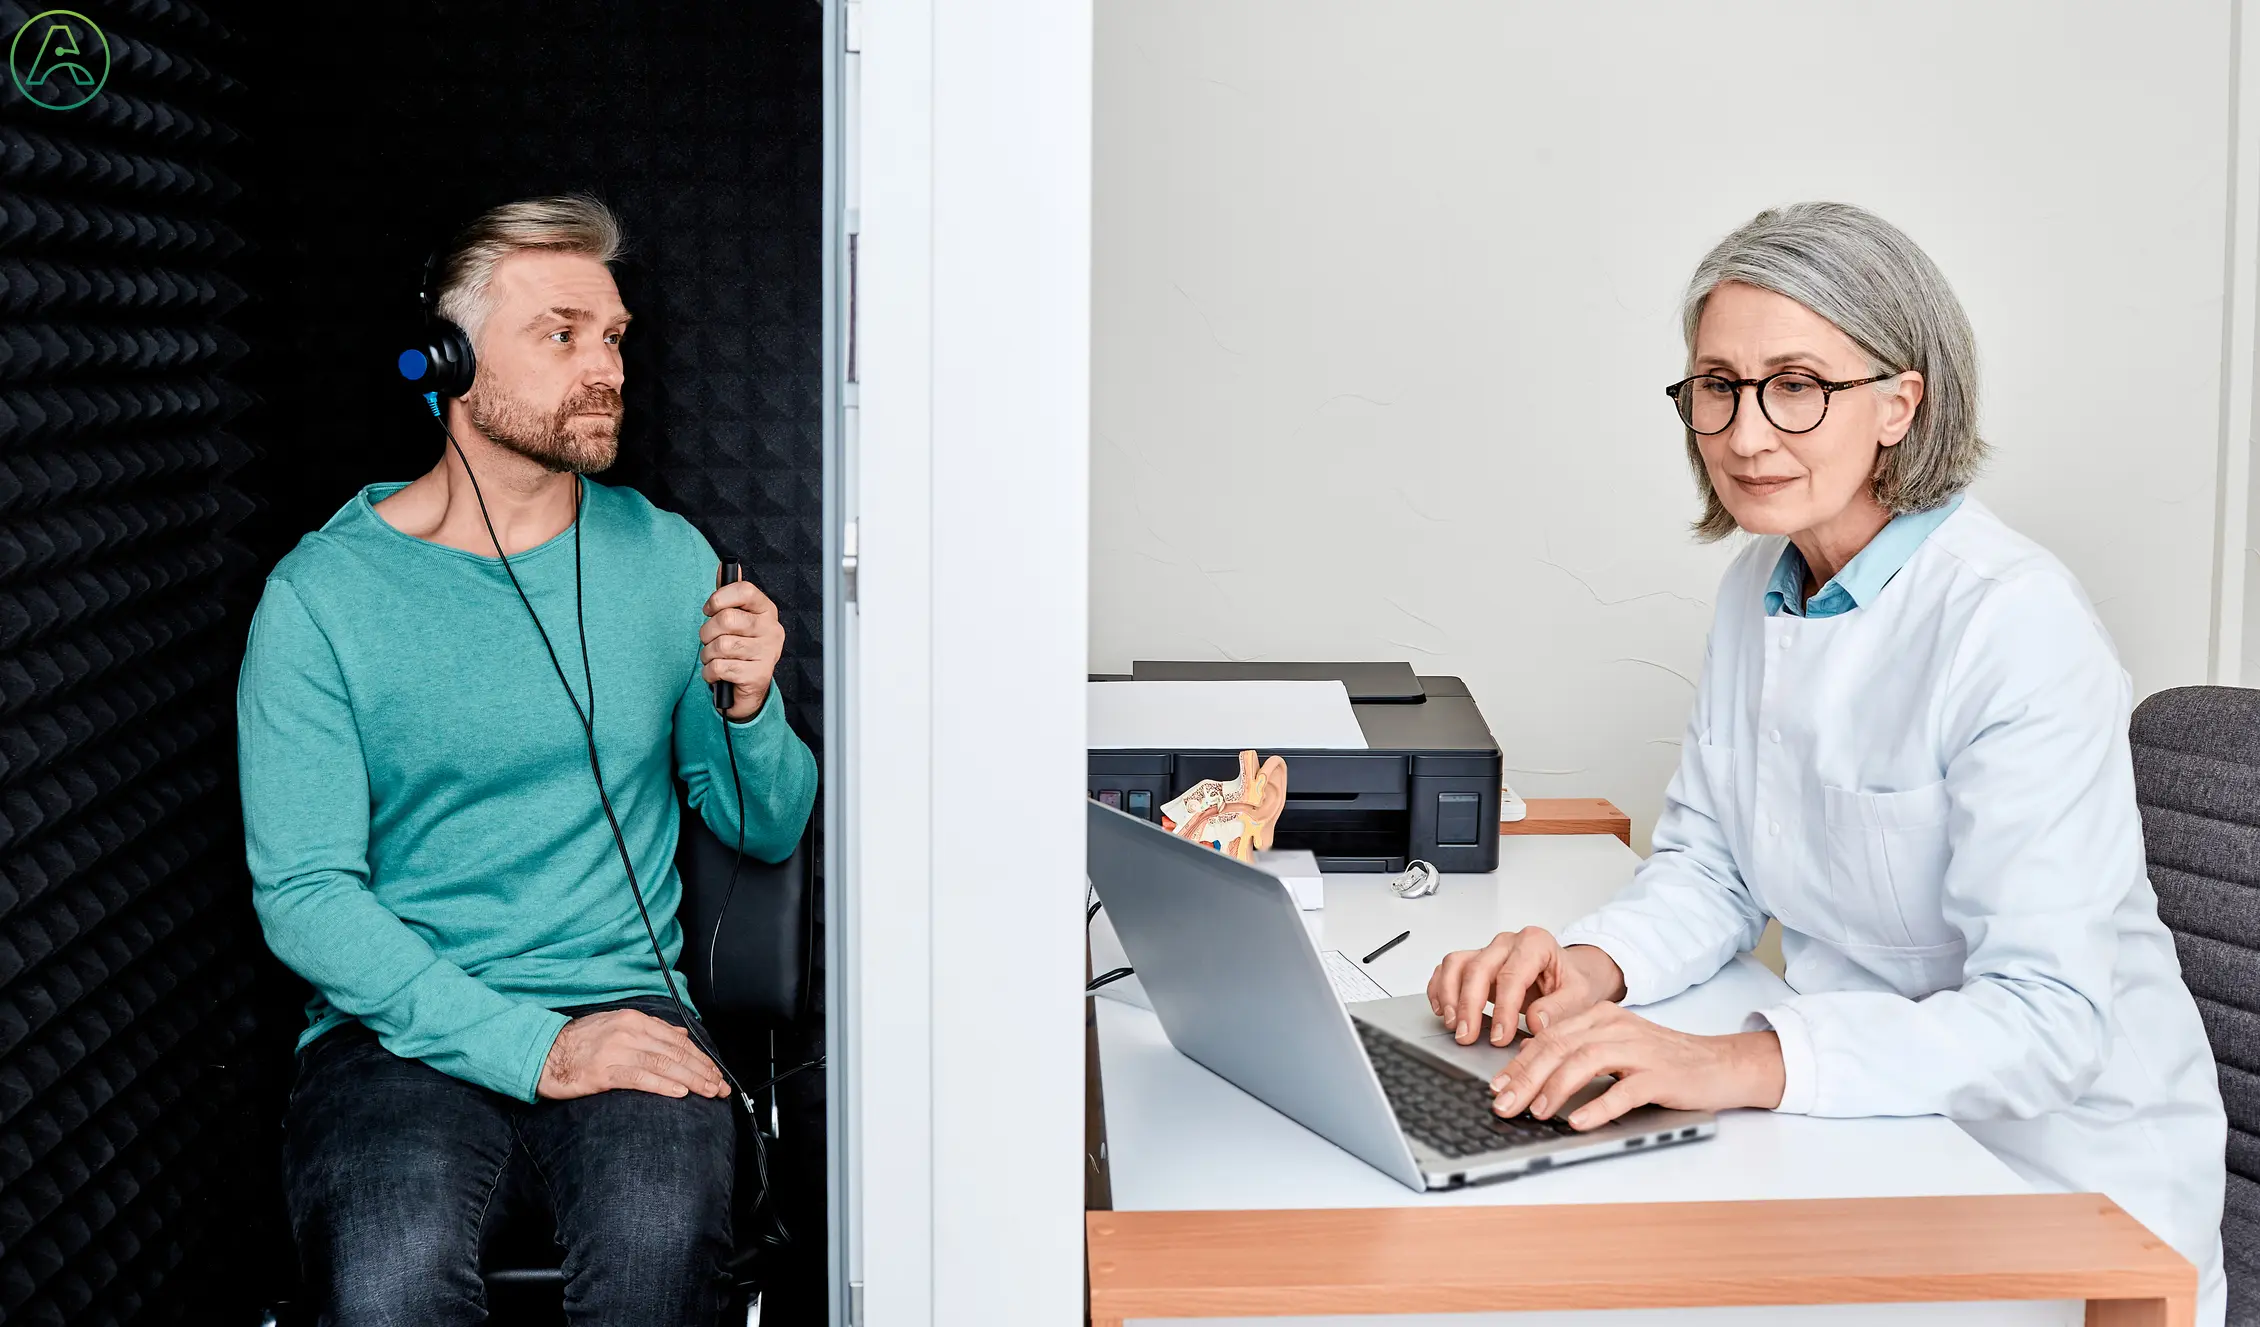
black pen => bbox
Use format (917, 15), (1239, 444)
(1362, 930), (1411, 964)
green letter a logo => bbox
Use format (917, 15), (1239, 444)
(26, 21), (95, 88)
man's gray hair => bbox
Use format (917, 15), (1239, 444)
(433, 194), (625, 346)
(1680, 201), (1986, 540)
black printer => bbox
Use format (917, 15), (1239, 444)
(1087, 661), (1503, 874)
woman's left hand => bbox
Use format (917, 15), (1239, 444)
(1489, 1002), (1788, 1130)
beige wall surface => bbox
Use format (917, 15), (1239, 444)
(1093, 0), (2239, 848)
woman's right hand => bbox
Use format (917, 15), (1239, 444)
(1426, 928), (1629, 1046)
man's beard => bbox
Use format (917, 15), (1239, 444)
(467, 381), (624, 475)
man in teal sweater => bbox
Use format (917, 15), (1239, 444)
(237, 196), (817, 1326)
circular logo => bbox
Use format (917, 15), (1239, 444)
(10, 10), (109, 111)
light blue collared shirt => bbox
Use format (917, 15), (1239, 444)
(1763, 494), (1964, 618)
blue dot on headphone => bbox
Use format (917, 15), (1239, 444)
(397, 348), (429, 381)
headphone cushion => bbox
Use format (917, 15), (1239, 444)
(424, 317), (477, 398)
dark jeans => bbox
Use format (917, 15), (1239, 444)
(282, 996), (736, 1327)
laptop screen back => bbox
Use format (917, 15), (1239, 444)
(1084, 799), (1418, 1186)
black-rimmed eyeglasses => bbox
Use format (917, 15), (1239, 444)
(1664, 371), (1900, 436)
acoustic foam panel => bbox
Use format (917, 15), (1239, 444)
(0, 1), (260, 1322)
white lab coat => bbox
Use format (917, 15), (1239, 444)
(1558, 498), (2228, 1324)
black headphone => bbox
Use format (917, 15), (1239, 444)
(396, 250), (478, 399)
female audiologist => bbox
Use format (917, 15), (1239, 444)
(1429, 202), (2227, 1321)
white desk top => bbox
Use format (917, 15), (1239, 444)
(1093, 833), (2036, 1214)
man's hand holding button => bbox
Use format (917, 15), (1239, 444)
(700, 575), (784, 722)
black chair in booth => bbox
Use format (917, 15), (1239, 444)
(2130, 686), (2260, 1324)
(269, 796), (818, 1326)
(479, 794), (819, 1323)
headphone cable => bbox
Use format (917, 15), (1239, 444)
(442, 441), (721, 1080)
(711, 722), (801, 1252)
(436, 421), (803, 1250)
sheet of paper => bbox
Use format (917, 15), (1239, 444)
(1321, 949), (1392, 1003)
(1255, 848), (1323, 910)
(1086, 680), (1368, 751)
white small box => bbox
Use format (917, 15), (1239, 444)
(1255, 848), (1323, 910)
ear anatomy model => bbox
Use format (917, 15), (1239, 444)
(1160, 750), (1289, 865)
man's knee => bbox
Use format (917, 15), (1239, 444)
(540, 1091), (736, 1310)
(560, 1173), (733, 1319)
(603, 1180), (730, 1271)
(311, 1222), (486, 1326)
(282, 1032), (513, 1325)
(562, 1099), (735, 1251)
(290, 1151), (499, 1325)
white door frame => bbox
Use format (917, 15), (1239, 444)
(2226, 0), (2260, 685)
(846, 1), (1093, 1323)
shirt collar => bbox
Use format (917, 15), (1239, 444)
(1763, 493), (1964, 619)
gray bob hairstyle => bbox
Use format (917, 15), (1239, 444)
(1680, 201), (1986, 541)
(433, 194), (625, 346)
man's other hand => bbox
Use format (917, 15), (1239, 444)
(700, 575), (784, 722)
(537, 1008), (730, 1100)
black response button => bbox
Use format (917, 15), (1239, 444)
(1436, 791), (1481, 846)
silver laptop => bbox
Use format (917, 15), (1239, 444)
(1086, 799), (1716, 1190)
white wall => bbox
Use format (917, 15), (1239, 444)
(1094, 0), (2244, 847)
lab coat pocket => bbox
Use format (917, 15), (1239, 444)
(1821, 781), (1964, 981)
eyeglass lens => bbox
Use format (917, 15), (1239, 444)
(1677, 373), (1830, 434)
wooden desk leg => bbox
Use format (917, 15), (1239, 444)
(2087, 1295), (2192, 1327)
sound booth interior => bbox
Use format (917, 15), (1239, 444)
(0, 2), (830, 1323)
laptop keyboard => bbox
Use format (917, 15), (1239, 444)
(1355, 1019), (1579, 1160)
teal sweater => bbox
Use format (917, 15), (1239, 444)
(238, 479), (818, 1102)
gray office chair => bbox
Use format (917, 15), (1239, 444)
(2131, 685), (2260, 1323)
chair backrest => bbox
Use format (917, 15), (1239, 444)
(2130, 685), (2260, 1311)
(674, 799), (817, 1029)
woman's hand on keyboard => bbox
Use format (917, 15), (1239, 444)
(1427, 927), (1628, 1046)
(1486, 1001), (1786, 1129)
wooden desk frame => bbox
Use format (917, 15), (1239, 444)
(1085, 801), (2196, 1327)
(1086, 1198), (2193, 1326)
